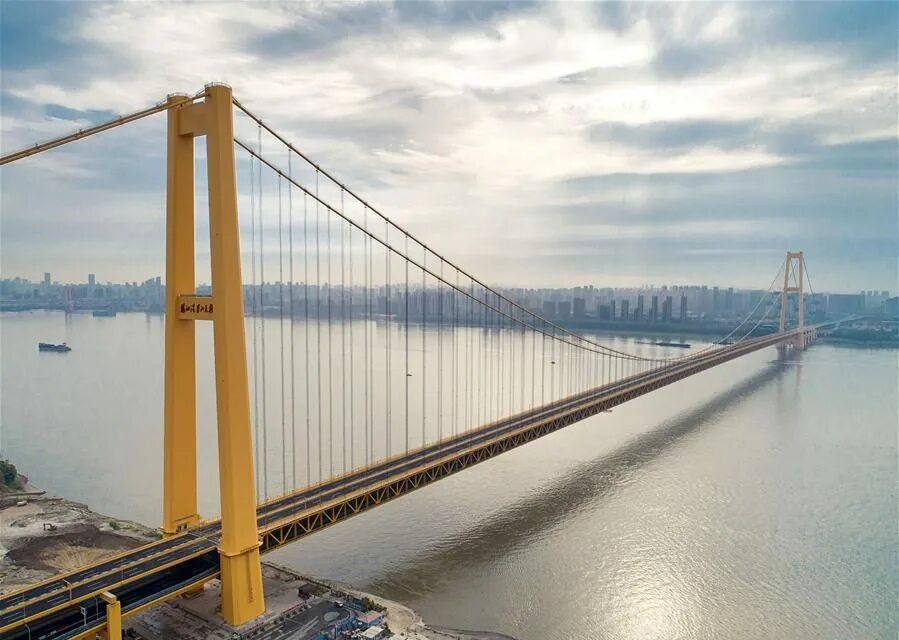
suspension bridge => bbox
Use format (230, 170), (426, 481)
(0, 84), (823, 640)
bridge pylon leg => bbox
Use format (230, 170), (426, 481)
(204, 83), (265, 626)
(162, 94), (200, 536)
(796, 251), (805, 349)
(98, 592), (122, 639)
(778, 251), (807, 351)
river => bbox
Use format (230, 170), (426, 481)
(1, 311), (894, 639)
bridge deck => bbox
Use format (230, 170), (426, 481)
(0, 329), (809, 640)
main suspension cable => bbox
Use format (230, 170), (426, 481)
(1, 91), (205, 166)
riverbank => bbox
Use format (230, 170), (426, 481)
(0, 478), (159, 594)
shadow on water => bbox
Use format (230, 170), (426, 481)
(367, 353), (795, 598)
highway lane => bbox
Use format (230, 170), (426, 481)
(0, 526), (220, 612)
(0, 331), (799, 637)
(3, 558), (221, 640)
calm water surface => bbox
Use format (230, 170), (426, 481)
(1, 311), (895, 639)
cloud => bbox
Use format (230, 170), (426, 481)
(1, 1), (896, 292)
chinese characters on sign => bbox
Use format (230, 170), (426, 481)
(177, 295), (214, 320)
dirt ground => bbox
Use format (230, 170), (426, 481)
(0, 492), (158, 594)
(5, 523), (138, 572)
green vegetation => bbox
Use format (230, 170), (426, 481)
(359, 596), (386, 613)
(0, 459), (22, 491)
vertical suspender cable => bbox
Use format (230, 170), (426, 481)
(363, 207), (370, 466)
(468, 281), (474, 430)
(437, 259), (444, 440)
(479, 289), (485, 426)
(258, 127), (269, 501)
(483, 291), (487, 424)
(541, 320), (546, 406)
(453, 271), (459, 436)
(340, 189), (347, 474)
(404, 234), (410, 453)
(510, 301), (515, 411)
(249, 144), (260, 502)
(278, 175), (286, 494)
(498, 298), (503, 419)
(520, 323), (526, 410)
(385, 220), (392, 458)
(464, 282), (470, 431)
(422, 248), (427, 445)
(315, 171), (323, 483)
(327, 192), (333, 478)
(531, 322), (536, 409)
(368, 215), (374, 463)
(303, 193), (311, 488)
(550, 327), (556, 402)
(288, 156), (296, 490)
(489, 295), (496, 422)
(509, 299), (515, 414)
(348, 194), (355, 472)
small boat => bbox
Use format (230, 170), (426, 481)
(38, 342), (71, 353)
(655, 341), (691, 348)
(92, 309), (117, 317)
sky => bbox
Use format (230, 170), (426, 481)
(0, 1), (896, 293)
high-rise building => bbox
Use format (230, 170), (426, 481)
(542, 300), (556, 317)
(636, 295), (645, 321)
(680, 295), (687, 322)
(573, 297), (586, 319)
(827, 293), (863, 314)
(43, 272), (51, 286)
(650, 295), (659, 322)
(88, 273), (96, 286)
(620, 299), (629, 320)
(558, 300), (572, 318)
(662, 295), (673, 322)
(609, 300), (616, 321)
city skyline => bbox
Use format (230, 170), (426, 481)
(1, 2), (896, 291)
(2, 269), (890, 299)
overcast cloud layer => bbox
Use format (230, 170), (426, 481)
(1, 1), (896, 292)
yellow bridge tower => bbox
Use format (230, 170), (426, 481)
(778, 251), (806, 350)
(161, 84), (265, 625)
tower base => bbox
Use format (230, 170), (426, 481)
(219, 546), (265, 626)
(161, 513), (201, 538)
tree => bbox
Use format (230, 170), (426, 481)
(0, 460), (19, 488)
